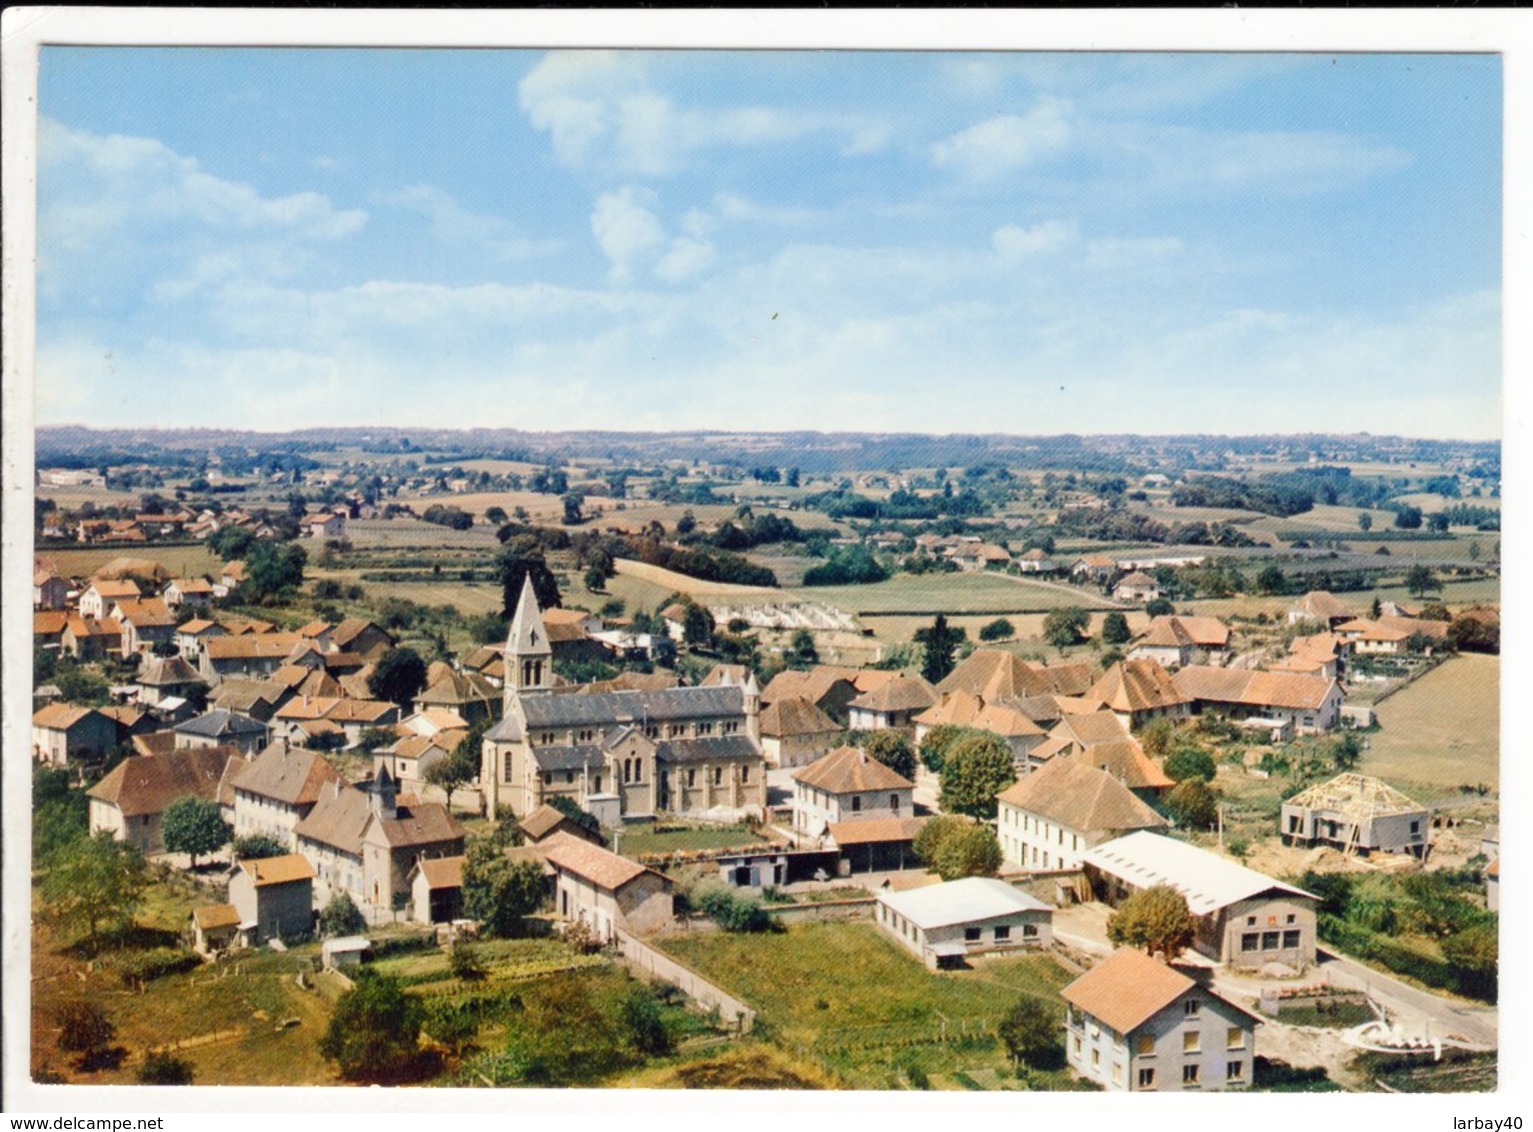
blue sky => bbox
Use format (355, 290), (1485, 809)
(34, 49), (1501, 438)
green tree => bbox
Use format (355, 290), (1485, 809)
(1163, 746), (1216, 783)
(497, 537), (562, 622)
(997, 998), (1064, 1070)
(1100, 612), (1131, 645)
(1405, 564), (1442, 599)
(34, 646), (57, 685)
(547, 795), (604, 839)
(978, 618), (1015, 642)
(244, 540), (307, 603)
(426, 718), (489, 800)
(1107, 885), (1197, 959)
(861, 730), (917, 780)
(462, 842), (546, 937)
(137, 1051), (194, 1085)
(1255, 565), (1287, 595)
(367, 646), (428, 708)
(1441, 921), (1498, 1003)
(1144, 597), (1175, 617)
(54, 999), (116, 1061)
(786, 628), (819, 669)
(33, 766), (89, 867)
(915, 614), (965, 683)
(319, 971), (423, 1083)
(562, 491), (586, 525)
(620, 985), (673, 1055)
(449, 940), (487, 982)
(913, 815), (1002, 880)
(918, 723), (972, 772)
(938, 732), (1016, 820)
(319, 892), (367, 937)
(1138, 718), (1176, 761)
(160, 796), (231, 868)
(1165, 779), (1219, 829)
(231, 834), (287, 860)
(1042, 606), (1090, 648)
(41, 832), (149, 954)
(1329, 731), (1363, 771)
(1357, 511), (1373, 532)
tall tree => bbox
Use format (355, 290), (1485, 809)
(1042, 607), (1090, 648)
(462, 841), (547, 938)
(1405, 564), (1442, 599)
(497, 537), (562, 621)
(913, 814), (1002, 880)
(915, 614), (965, 683)
(786, 628), (819, 669)
(861, 730), (917, 780)
(937, 732), (1016, 820)
(367, 646), (428, 709)
(1100, 612), (1131, 644)
(997, 998), (1064, 1070)
(160, 796), (231, 869)
(41, 832), (149, 954)
(1107, 885), (1197, 959)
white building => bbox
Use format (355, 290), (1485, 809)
(996, 757), (1169, 872)
(790, 746), (914, 840)
(875, 877), (1053, 969)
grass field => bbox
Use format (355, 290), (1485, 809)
(615, 823), (768, 858)
(658, 920), (1082, 1090)
(1361, 654), (1500, 801)
(790, 573), (1118, 617)
(345, 517), (501, 549)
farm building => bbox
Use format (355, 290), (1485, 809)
(996, 757), (1168, 872)
(544, 833), (675, 940)
(409, 855), (466, 924)
(1082, 832), (1319, 970)
(1087, 661), (1191, 731)
(1171, 666), (1342, 735)
(1062, 947), (1259, 1092)
(875, 877), (1052, 969)
(1279, 773), (1430, 858)
(1128, 616), (1232, 669)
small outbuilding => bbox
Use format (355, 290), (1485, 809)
(875, 877), (1053, 969)
(410, 855), (466, 924)
(322, 936), (372, 970)
(191, 904), (241, 957)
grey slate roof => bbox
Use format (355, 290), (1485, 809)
(518, 685), (744, 728)
(530, 745), (607, 772)
(174, 709), (268, 738)
(485, 714), (525, 742)
(656, 735), (761, 764)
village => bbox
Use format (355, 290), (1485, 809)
(25, 430), (1500, 1092)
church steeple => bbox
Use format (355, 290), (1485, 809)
(505, 574), (552, 696)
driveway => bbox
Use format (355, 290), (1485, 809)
(1312, 947), (1497, 1049)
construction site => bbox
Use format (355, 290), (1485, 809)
(1279, 773), (1433, 859)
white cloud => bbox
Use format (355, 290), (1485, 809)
(713, 192), (826, 227)
(373, 184), (562, 261)
(655, 237), (716, 284)
(1085, 236), (1185, 271)
(993, 220), (1078, 260)
(931, 99), (1073, 180)
(590, 187), (666, 282)
(518, 51), (891, 177)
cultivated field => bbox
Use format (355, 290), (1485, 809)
(345, 518), (500, 550)
(612, 559), (779, 602)
(658, 920), (1083, 1090)
(39, 545), (227, 580)
(1361, 654), (1500, 802)
(790, 573), (1119, 617)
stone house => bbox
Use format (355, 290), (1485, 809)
(790, 746), (914, 840)
(545, 834), (674, 940)
(758, 695), (842, 768)
(230, 740), (345, 848)
(87, 744), (246, 854)
(32, 704), (119, 769)
(845, 674), (937, 731)
(996, 757), (1169, 872)
(228, 854), (316, 944)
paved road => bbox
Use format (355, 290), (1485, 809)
(1314, 947), (1498, 1049)
(989, 571), (1130, 609)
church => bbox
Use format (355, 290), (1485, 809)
(480, 577), (768, 825)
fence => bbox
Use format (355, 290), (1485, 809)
(614, 930), (756, 1033)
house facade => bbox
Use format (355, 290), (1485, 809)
(228, 854), (315, 944)
(1063, 948), (1258, 1092)
(791, 746), (915, 839)
(545, 835), (675, 940)
(32, 705), (119, 768)
(997, 757), (1169, 872)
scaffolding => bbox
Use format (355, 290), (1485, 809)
(1283, 773), (1429, 857)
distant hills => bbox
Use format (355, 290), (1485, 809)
(34, 424), (1499, 476)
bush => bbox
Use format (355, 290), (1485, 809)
(978, 618), (1015, 642)
(231, 834), (288, 860)
(997, 998), (1064, 1070)
(1163, 746), (1216, 783)
(113, 947), (200, 991)
(694, 885), (772, 932)
(319, 892), (367, 937)
(449, 940), (487, 982)
(913, 815), (1001, 880)
(137, 1051), (195, 1085)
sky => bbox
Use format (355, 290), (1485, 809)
(32, 48), (1502, 439)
